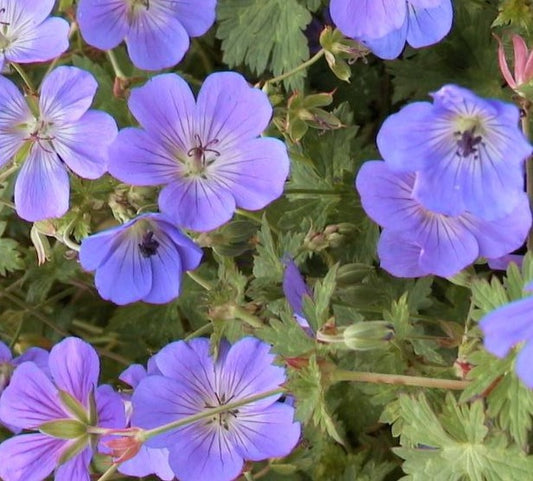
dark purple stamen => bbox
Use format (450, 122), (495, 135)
(455, 127), (483, 158)
(138, 231), (159, 258)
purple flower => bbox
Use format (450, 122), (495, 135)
(480, 292), (533, 387)
(79, 212), (203, 305)
(131, 337), (301, 481)
(356, 161), (531, 278)
(282, 257), (314, 335)
(0, 66), (117, 221)
(77, 0), (216, 71)
(488, 254), (524, 271)
(329, 0), (453, 59)
(108, 72), (290, 231)
(0, 342), (49, 395)
(377, 84), (532, 220)
(0, 337), (126, 481)
(0, 0), (69, 70)
(115, 364), (174, 481)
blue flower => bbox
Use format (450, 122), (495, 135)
(79, 213), (203, 305)
(377, 84), (532, 220)
(0, 337), (126, 481)
(480, 290), (533, 388)
(0, 66), (117, 221)
(131, 337), (301, 481)
(282, 257), (314, 335)
(329, 0), (453, 59)
(356, 161), (531, 278)
(77, 0), (217, 70)
(108, 72), (290, 232)
(0, 0), (69, 70)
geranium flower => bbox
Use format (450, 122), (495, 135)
(0, 337), (126, 481)
(356, 161), (531, 278)
(479, 288), (533, 388)
(0, 0), (69, 70)
(77, 0), (216, 70)
(329, 0), (453, 59)
(131, 337), (301, 481)
(377, 84), (532, 220)
(0, 341), (48, 395)
(282, 257), (314, 335)
(79, 213), (203, 305)
(108, 72), (290, 231)
(0, 66), (117, 221)
(114, 363), (174, 481)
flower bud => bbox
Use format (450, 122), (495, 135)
(342, 321), (394, 351)
(496, 34), (533, 99)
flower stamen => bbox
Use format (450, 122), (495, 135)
(138, 230), (160, 258)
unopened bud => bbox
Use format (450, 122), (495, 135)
(342, 321), (394, 351)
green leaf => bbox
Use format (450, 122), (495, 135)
(394, 393), (533, 480)
(216, 0), (312, 90)
(0, 221), (22, 275)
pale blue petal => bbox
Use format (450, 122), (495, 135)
(77, 0), (129, 50)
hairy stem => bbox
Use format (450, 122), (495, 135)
(264, 49), (325, 86)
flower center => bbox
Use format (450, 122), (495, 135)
(454, 126), (483, 158)
(24, 117), (56, 152)
(127, 0), (150, 19)
(138, 230), (160, 258)
(184, 134), (220, 177)
(204, 392), (239, 431)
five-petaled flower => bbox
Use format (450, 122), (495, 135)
(0, 66), (117, 221)
(0, 0), (69, 70)
(131, 337), (301, 481)
(0, 337), (126, 481)
(376, 84), (532, 220)
(77, 0), (217, 70)
(329, 0), (453, 59)
(108, 71), (290, 231)
(356, 161), (532, 278)
(79, 212), (203, 305)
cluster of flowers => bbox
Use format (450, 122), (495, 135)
(356, 84), (532, 278)
(0, 0), (290, 305)
(329, 0), (454, 59)
(0, 337), (300, 481)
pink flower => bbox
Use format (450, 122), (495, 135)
(497, 34), (533, 94)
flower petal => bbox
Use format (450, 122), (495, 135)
(221, 338), (286, 407)
(515, 341), (533, 388)
(406, 0), (453, 49)
(39, 66), (97, 124)
(5, 17), (69, 65)
(231, 402), (300, 461)
(168, 0), (216, 36)
(108, 127), (180, 186)
(53, 110), (117, 179)
(79, 224), (124, 271)
(14, 347), (49, 371)
(142, 235), (183, 304)
(329, 0), (406, 40)
(5, 0), (56, 24)
(0, 362), (67, 429)
(93, 234), (153, 305)
(158, 176), (236, 232)
(0, 433), (64, 481)
(54, 447), (91, 481)
(49, 337), (99, 407)
(196, 72), (272, 146)
(377, 230), (429, 278)
(480, 297), (533, 358)
(96, 384), (126, 429)
(119, 446), (174, 481)
(361, 17), (408, 59)
(77, 0), (129, 50)
(125, 8), (189, 70)
(213, 137), (289, 211)
(14, 146), (69, 221)
(119, 364), (147, 388)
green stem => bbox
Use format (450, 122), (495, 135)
(232, 304), (264, 329)
(0, 164), (19, 183)
(332, 369), (470, 390)
(9, 317), (24, 349)
(265, 49), (325, 85)
(106, 50), (127, 80)
(235, 209), (279, 234)
(95, 463), (119, 481)
(11, 63), (35, 92)
(141, 388), (285, 441)
(184, 322), (213, 340)
(187, 270), (213, 291)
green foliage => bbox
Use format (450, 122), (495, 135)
(394, 393), (533, 480)
(216, 0), (313, 90)
(0, 221), (23, 275)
